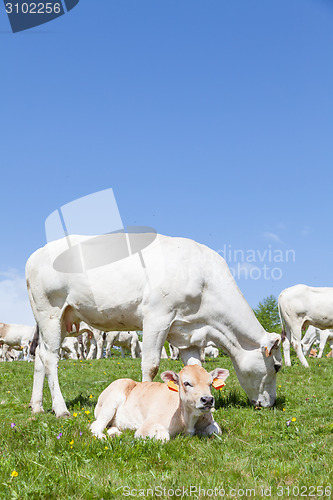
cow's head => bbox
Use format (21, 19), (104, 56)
(232, 333), (282, 408)
(161, 364), (229, 415)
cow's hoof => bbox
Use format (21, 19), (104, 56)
(54, 409), (71, 418)
(30, 404), (45, 414)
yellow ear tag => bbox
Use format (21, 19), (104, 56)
(265, 346), (270, 357)
(167, 380), (179, 392)
(212, 378), (225, 391)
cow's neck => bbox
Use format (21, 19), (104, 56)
(179, 401), (200, 436)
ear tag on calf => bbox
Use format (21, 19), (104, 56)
(167, 380), (179, 392)
(212, 378), (225, 391)
(265, 346), (270, 357)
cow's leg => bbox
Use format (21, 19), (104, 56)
(38, 338), (70, 417)
(30, 346), (46, 413)
(86, 343), (96, 360)
(141, 320), (172, 381)
(1, 343), (9, 361)
(178, 346), (203, 366)
(105, 342), (112, 358)
(317, 333), (329, 358)
(291, 336), (309, 367)
(302, 341), (312, 357)
(195, 412), (221, 436)
(96, 338), (104, 359)
(120, 347), (125, 358)
(282, 337), (291, 366)
(135, 421), (170, 441)
(130, 342), (137, 359)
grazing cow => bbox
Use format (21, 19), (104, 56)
(0, 323), (36, 361)
(279, 285), (333, 367)
(60, 337), (80, 360)
(169, 344), (180, 360)
(302, 326), (333, 359)
(105, 331), (141, 359)
(90, 364), (229, 441)
(26, 233), (281, 417)
(77, 323), (104, 360)
(204, 346), (219, 358)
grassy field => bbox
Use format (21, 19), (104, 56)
(0, 353), (332, 499)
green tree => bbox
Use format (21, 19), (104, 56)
(254, 295), (282, 333)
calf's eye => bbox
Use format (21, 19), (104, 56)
(183, 381), (192, 387)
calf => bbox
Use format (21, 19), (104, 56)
(90, 364), (229, 441)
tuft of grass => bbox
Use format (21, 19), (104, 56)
(0, 354), (332, 499)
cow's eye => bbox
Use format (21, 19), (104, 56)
(183, 381), (192, 387)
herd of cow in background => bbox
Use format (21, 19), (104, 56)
(0, 323), (220, 363)
(0, 319), (332, 364)
(1, 286), (332, 364)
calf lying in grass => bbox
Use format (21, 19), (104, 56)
(90, 364), (229, 441)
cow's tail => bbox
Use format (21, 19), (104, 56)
(278, 301), (286, 341)
(30, 324), (39, 356)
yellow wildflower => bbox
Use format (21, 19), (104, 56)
(11, 471), (18, 477)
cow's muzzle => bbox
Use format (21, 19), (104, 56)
(198, 395), (214, 409)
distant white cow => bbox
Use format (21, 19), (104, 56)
(279, 285), (333, 367)
(26, 233), (281, 417)
(78, 323), (104, 360)
(105, 331), (141, 359)
(302, 326), (333, 359)
(204, 346), (219, 358)
(60, 337), (80, 360)
(90, 364), (229, 441)
(0, 323), (36, 361)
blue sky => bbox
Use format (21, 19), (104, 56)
(0, 0), (333, 324)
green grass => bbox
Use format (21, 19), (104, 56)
(0, 354), (332, 499)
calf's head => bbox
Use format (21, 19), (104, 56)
(161, 364), (229, 415)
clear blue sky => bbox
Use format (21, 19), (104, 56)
(1, 0), (333, 324)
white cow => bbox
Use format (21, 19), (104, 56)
(0, 323), (36, 361)
(302, 326), (333, 359)
(90, 364), (229, 441)
(60, 337), (80, 360)
(279, 284), (333, 367)
(26, 233), (281, 417)
(78, 323), (104, 360)
(105, 331), (141, 359)
(204, 346), (219, 358)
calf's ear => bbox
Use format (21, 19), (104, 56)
(210, 368), (230, 390)
(161, 371), (180, 392)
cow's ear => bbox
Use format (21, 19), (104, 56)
(210, 368), (229, 390)
(161, 371), (179, 383)
(261, 333), (281, 357)
(161, 371), (180, 392)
